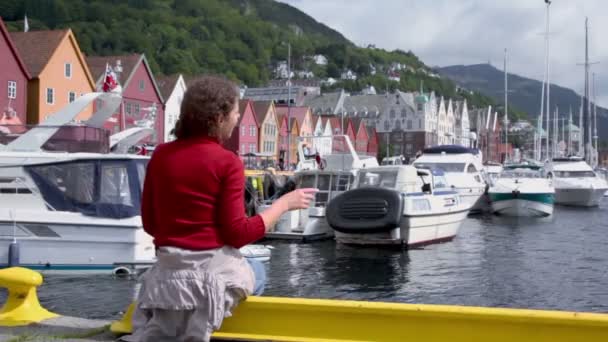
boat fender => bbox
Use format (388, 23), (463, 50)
(327, 187), (404, 234)
(8, 241), (19, 267)
(112, 266), (133, 277)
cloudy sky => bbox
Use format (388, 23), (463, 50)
(279, 0), (608, 106)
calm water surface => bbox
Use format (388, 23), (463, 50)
(2, 203), (608, 320)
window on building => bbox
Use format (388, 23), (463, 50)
(407, 120), (412, 129)
(250, 125), (256, 136)
(125, 103), (132, 115)
(134, 103), (140, 116)
(401, 109), (407, 118)
(417, 103), (423, 111)
(68, 91), (76, 103)
(46, 88), (54, 104)
(7, 81), (16, 99)
(139, 80), (145, 91)
(395, 120), (401, 130)
(241, 125), (246, 136)
(390, 109), (396, 118)
(418, 119), (422, 129)
(384, 120), (390, 131)
(406, 144), (413, 153)
(65, 63), (72, 78)
(249, 143), (256, 153)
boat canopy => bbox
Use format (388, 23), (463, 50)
(24, 158), (148, 219)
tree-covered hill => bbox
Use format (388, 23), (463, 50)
(1, 0), (497, 110)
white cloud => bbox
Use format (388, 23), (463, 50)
(279, 0), (608, 106)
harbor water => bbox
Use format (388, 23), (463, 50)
(2, 203), (608, 320)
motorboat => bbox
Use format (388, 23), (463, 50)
(263, 135), (370, 241)
(544, 156), (607, 207)
(488, 163), (554, 216)
(413, 145), (487, 213)
(326, 165), (470, 247)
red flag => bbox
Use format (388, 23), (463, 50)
(102, 63), (118, 92)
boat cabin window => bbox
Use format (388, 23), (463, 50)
(466, 164), (477, 173)
(358, 170), (398, 188)
(553, 170), (596, 178)
(298, 174), (316, 188)
(332, 174), (353, 192)
(413, 162), (465, 173)
(25, 159), (147, 219)
(433, 175), (449, 189)
(315, 174), (331, 206)
(501, 170), (540, 178)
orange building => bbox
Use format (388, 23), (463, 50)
(10, 29), (95, 124)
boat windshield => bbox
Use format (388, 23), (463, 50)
(357, 170), (398, 188)
(501, 170), (541, 178)
(553, 170), (596, 178)
(413, 162), (465, 173)
(24, 159), (148, 219)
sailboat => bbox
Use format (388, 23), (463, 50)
(544, 17), (607, 207)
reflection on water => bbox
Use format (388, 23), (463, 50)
(2, 203), (608, 319)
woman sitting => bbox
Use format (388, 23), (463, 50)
(124, 76), (317, 341)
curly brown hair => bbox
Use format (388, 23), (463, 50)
(174, 75), (238, 139)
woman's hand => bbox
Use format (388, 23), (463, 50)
(259, 188), (318, 232)
(279, 188), (318, 211)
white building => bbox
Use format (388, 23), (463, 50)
(157, 74), (186, 142)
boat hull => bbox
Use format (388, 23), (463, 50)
(0, 212), (154, 273)
(489, 193), (554, 217)
(335, 209), (468, 247)
(265, 207), (333, 241)
(554, 187), (606, 207)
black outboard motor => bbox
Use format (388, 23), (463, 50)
(326, 187), (404, 234)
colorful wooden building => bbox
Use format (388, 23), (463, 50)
(10, 29), (95, 124)
(0, 17), (30, 129)
(87, 54), (164, 142)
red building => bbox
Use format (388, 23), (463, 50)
(224, 100), (260, 167)
(366, 126), (379, 158)
(0, 17), (30, 129)
(87, 54), (165, 143)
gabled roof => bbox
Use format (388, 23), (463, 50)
(86, 54), (141, 85)
(275, 105), (310, 128)
(238, 99), (259, 127)
(10, 29), (94, 89)
(86, 53), (164, 103)
(0, 18), (30, 79)
(252, 100), (273, 124)
(155, 74), (181, 101)
(10, 29), (67, 77)
(351, 117), (364, 135)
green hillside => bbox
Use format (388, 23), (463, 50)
(1, 0), (496, 109)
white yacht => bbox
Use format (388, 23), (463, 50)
(326, 166), (470, 247)
(264, 135), (373, 241)
(413, 145), (487, 213)
(544, 157), (608, 207)
(488, 164), (554, 217)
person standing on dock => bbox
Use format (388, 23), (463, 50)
(124, 75), (317, 342)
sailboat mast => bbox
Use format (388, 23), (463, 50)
(593, 73), (598, 166)
(568, 107), (572, 155)
(544, 1), (551, 161)
(504, 48), (508, 162)
(583, 17), (591, 164)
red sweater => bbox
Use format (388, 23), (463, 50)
(141, 136), (266, 249)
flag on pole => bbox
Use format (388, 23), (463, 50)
(24, 14), (29, 32)
(102, 63), (118, 92)
(493, 111), (498, 131)
(485, 105), (492, 130)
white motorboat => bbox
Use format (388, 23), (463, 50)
(545, 156), (608, 207)
(326, 166), (470, 247)
(264, 135), (371, 241)
(488, 164), (554, 217)
(413, 145), (487, 213)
